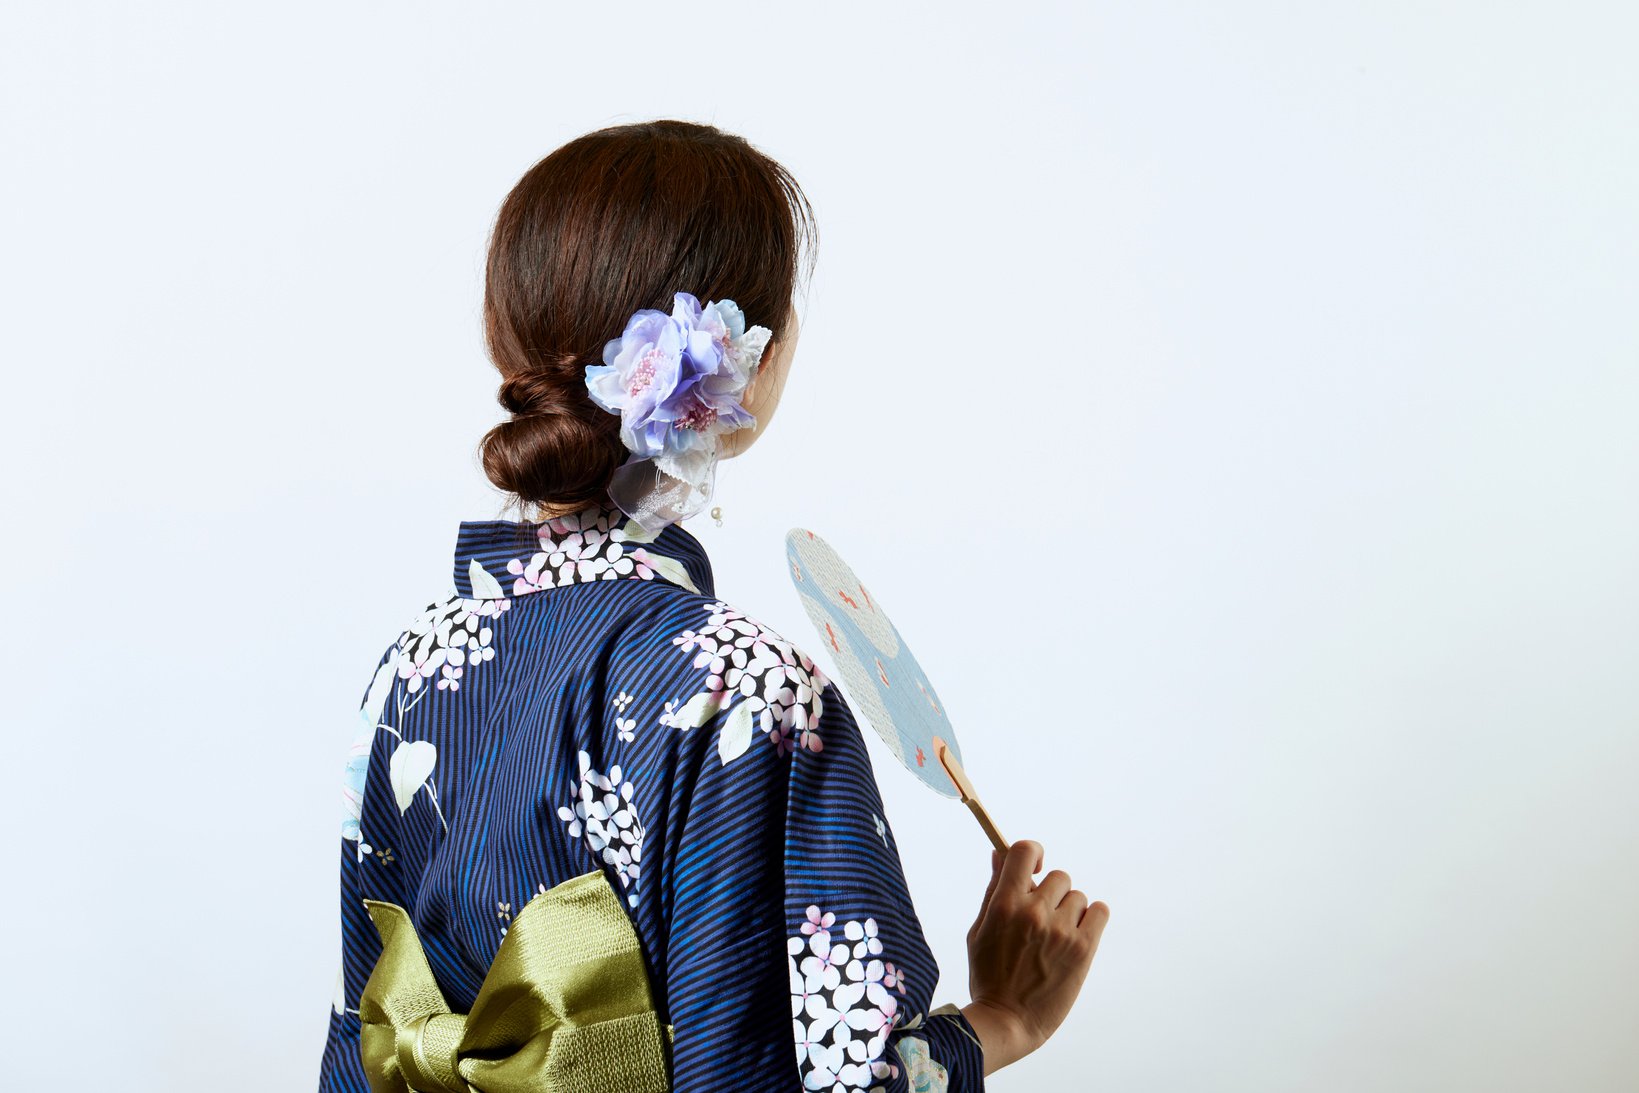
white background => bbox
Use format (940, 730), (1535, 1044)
(3, 2), (1635, 1089)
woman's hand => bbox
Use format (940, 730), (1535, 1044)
(960, 839), (1109, 1074)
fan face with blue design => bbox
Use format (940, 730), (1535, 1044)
(784, 528), (967, 797)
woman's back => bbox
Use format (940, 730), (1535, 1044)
(317, 498), (988, 1092)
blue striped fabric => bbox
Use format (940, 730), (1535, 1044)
(317, 497), (986, 1091)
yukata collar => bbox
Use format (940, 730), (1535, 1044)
(452, 495), (715, 602)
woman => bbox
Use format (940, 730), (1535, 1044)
(318, 119), (1109, 1093)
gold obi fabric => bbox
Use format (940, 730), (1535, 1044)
(358, 868), (674, 1093)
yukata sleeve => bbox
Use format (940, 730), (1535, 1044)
(317, 833), (376, 1092)
(656, 599), (985, 1093)
(781, 676), (987, 1093)
(317, 648), (397, 1093)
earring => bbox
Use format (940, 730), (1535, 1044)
(710, 505), (724, 527)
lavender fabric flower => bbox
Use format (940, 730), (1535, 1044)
(584, 292), (771, 462)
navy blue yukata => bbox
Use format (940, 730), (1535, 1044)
(318, 496), (986, 1092)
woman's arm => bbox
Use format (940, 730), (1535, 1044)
(961, 1000), (1033, 1076)
(779, 675), (989, 1091)
(656, 599), (989, 1091)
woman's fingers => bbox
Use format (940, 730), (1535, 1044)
(1033, 868), (1072, 907)
(1078, 899), (1112, 941)
(971, 848), (1005, 935)
(997, 839), (1043, 897)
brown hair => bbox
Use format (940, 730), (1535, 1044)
(478, 119), (818, 516)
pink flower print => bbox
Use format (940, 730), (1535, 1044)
(799, 934), (850, 994)
(878, 991), (900, 1022)
(882, 961), (907, 992)
(625, 548), (658, 579)
(802, 905), (836, 936)
(507, 556), (551, 596)
(436, 665), (464, 691)
(768, 724), (795, 758)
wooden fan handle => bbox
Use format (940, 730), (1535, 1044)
(933, 736), (1009, 853)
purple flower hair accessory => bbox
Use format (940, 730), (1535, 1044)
(583, 292), (773, 533)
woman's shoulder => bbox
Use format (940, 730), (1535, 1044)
(608, 587), (835, 768)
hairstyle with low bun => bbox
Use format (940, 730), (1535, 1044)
(479, 119), (818, 518)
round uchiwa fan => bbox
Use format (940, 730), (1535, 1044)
(784, 528), (1008, 851)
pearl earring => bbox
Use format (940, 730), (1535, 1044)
(710, 505), (724, 527)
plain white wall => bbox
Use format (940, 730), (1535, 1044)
(2, 2), (1634, 1089)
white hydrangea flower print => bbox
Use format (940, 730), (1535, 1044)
(846, 917), (885, 960)
(506, 505), (658, 594)
(789, 903), (912, 1093)
(667, 600), (833, 764)
(395, 592), (508, 693)
(556, 750), (646, 907)
(343, 589), (506, 859)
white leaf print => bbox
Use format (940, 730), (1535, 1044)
(467, 558), (506, 600)
(718, 699), (754, 765)
(639, 550), (700, 593)
(389, 740), (438, 813)
(614, 517), (661, 543)
(670, 690), (726, 730)
(361, 652), (399, 730)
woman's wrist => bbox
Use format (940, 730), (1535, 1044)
(960, 998), (1039, 1075)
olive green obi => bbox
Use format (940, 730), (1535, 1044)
(358, 869), (674, 1093)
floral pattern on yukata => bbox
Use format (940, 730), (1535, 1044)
(557, 749), (646, 906)
(503, 503), (700, 595)
(342, 590), (510, 857)
(323, 501), (991, 1092)
(396, 591), (510, 692)
(661, 600), (833, 765)
(790, 903), (912, 1092)
(881, 1034), (949, 1093)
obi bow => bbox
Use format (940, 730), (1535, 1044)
(358, 869), (674, 1093)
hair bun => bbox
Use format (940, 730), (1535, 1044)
(481, 368), (627, 508)
(497, 369), (569, 418)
